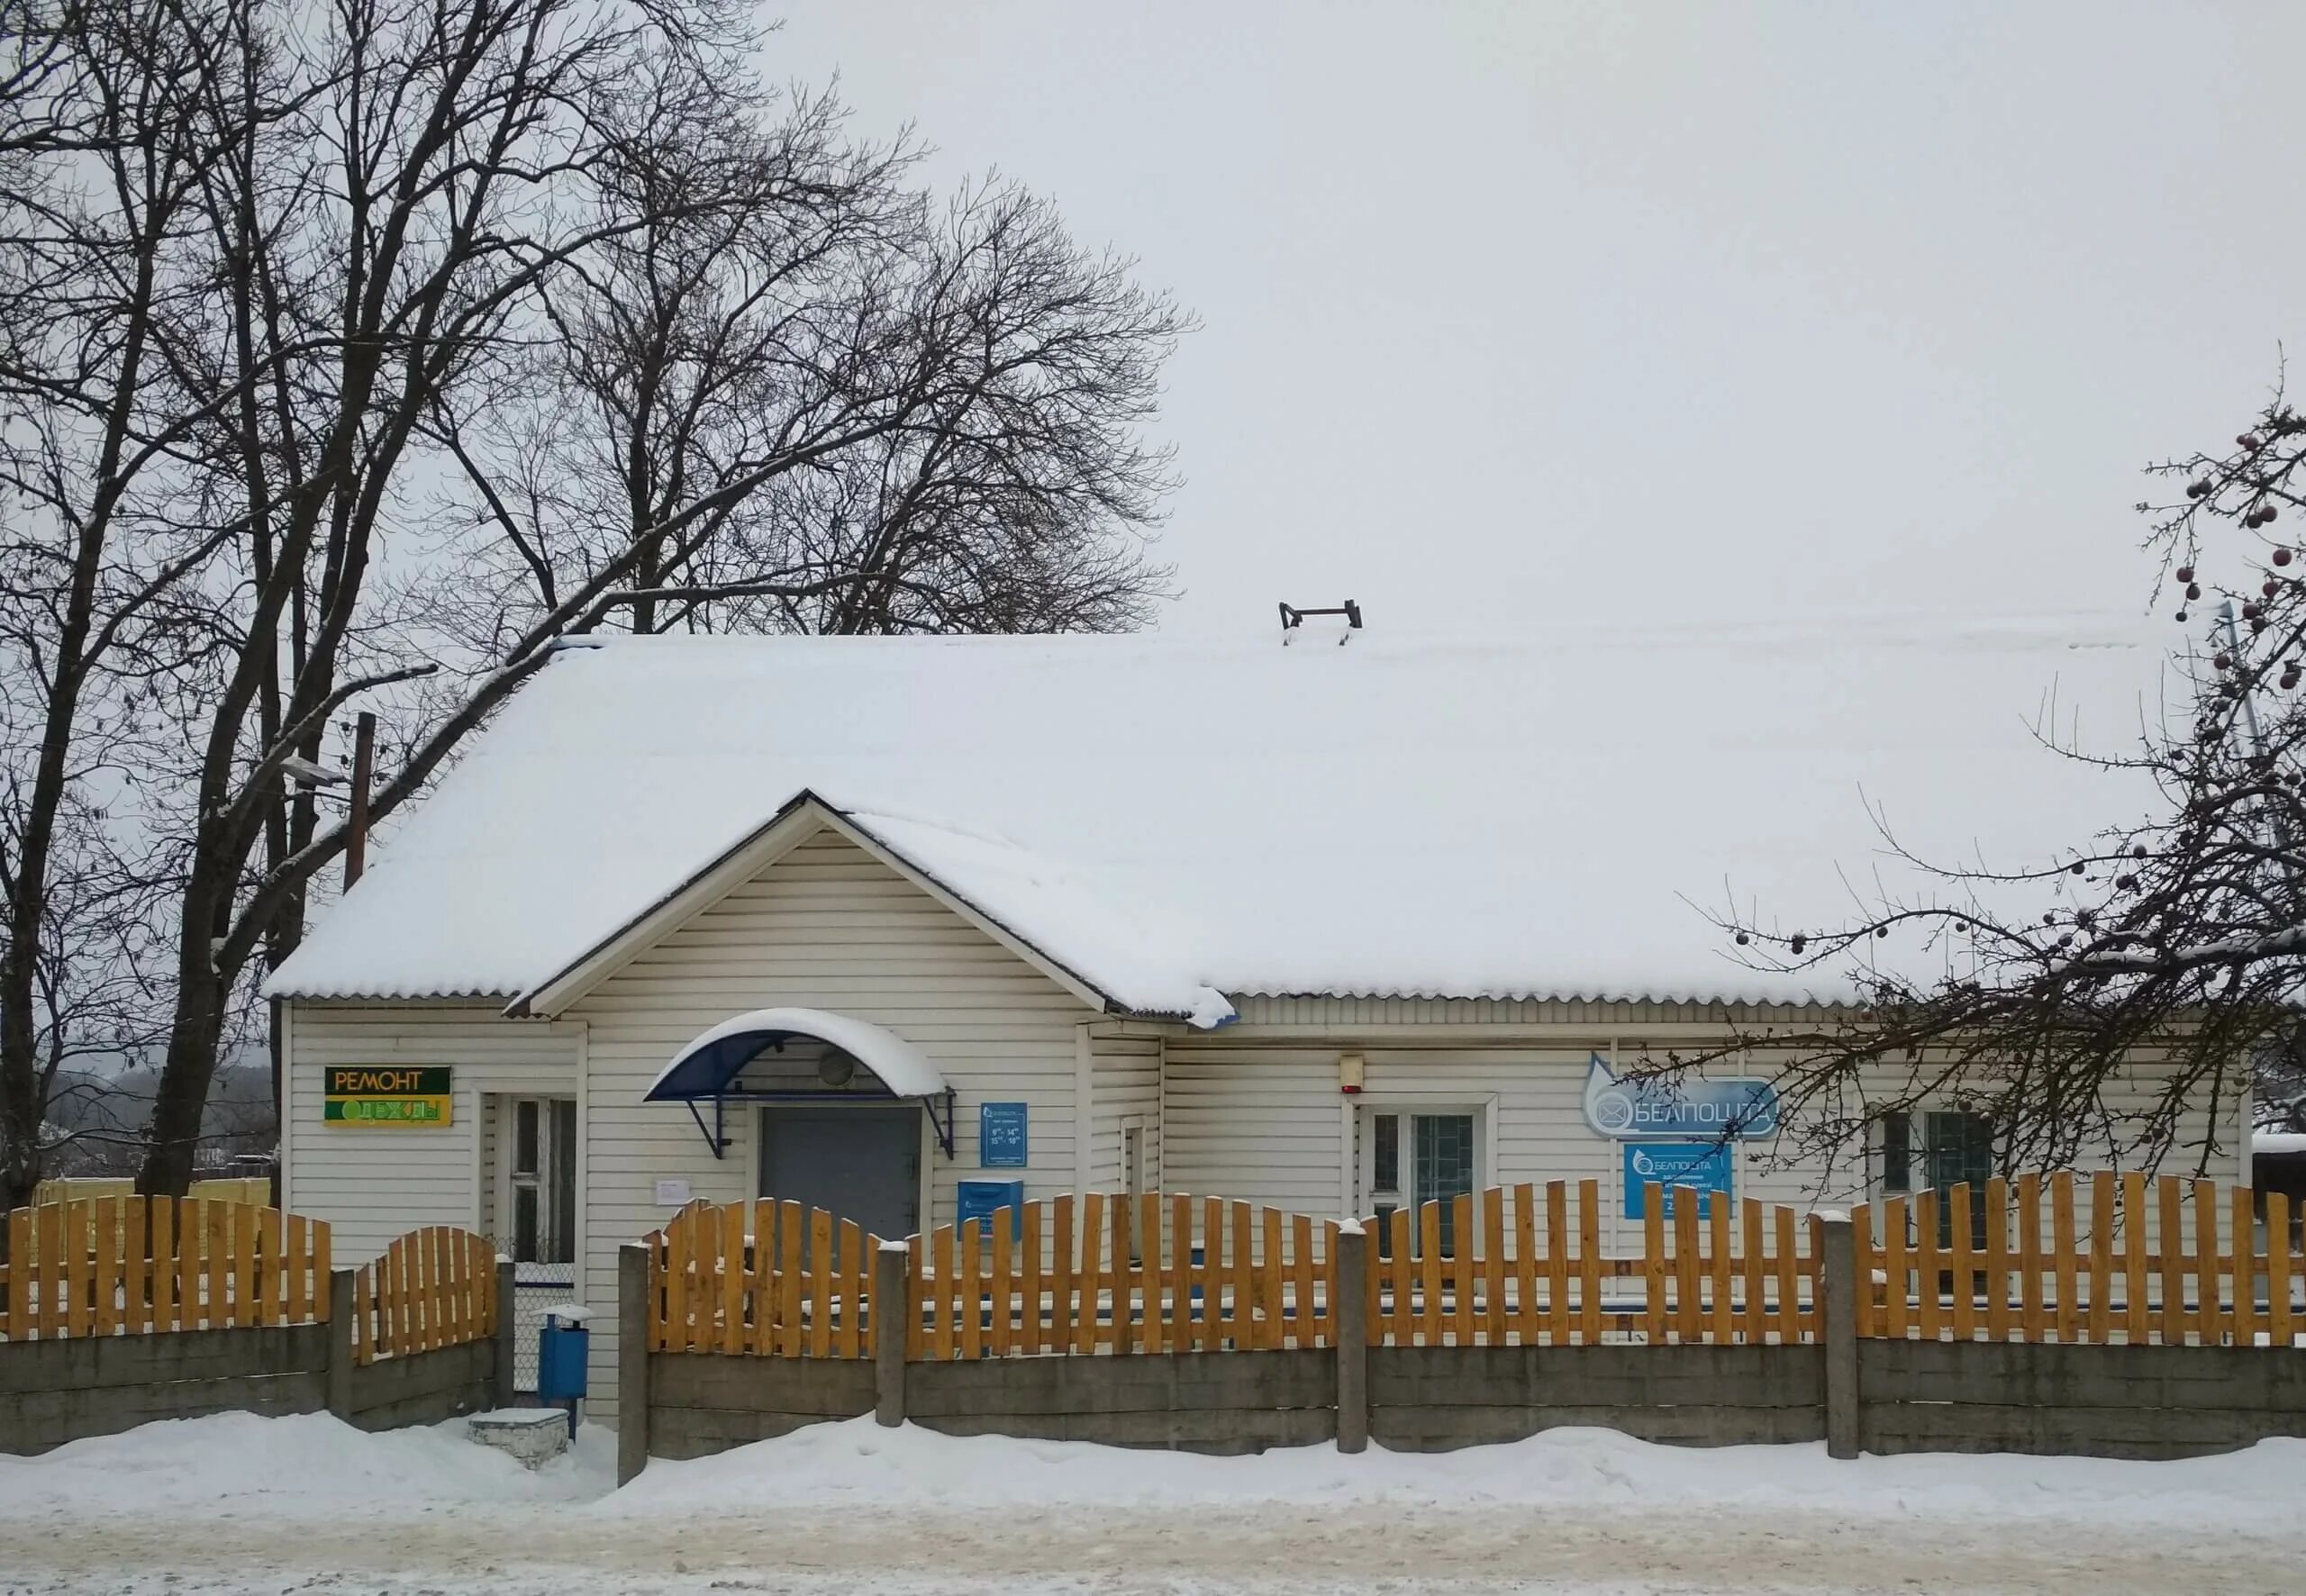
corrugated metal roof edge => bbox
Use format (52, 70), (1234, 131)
(277, 982), (1860, 1012)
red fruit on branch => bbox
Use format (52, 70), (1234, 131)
(2277, 549), (2294, 566)
(2176, 566), (2195, 583)
(2187, 583), (2202, 600)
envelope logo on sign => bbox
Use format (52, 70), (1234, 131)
(1582, 1055), (1779, 1140)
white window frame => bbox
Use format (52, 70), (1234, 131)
(496, 1094), (577, 1265)
(1347, 1094), (1496, 1246)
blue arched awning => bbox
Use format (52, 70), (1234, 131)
(644, 1007), (954, 1159)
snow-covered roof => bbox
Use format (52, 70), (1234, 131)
(267, 613), (2178, 1020)
(2256, 1132), (2306, 1157)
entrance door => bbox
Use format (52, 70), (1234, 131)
(507, 1096), (576, 1265)
(1359, 1107), (1480, 1256)
(494, 1095), (576, 1394)
(759, 1105), (921, 1244)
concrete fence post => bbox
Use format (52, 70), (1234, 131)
(874, 1240), (910, 1428)
(325, 1267), (356, 1423)
(617, 1242), (650, 1485)
(494, 1257), (518, 1408)
(1333, 1222), (1368, 1455)
(1818, 1211), (1861, 1460)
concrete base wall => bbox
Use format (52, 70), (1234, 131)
(0, 1325), (503, 1455)
(639, 1336), (2306, 1467)
(342, 1339), (497, 1433)
(1369, 1343), (1824, 1452)
(0, 1327), (330, 1455)
(910, 1349), (1336, 1455)
(649, 1354), (877, 1460)
(1858, 1339), (2306, 1461)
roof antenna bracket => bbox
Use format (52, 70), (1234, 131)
(1279, 600), (1362, 646)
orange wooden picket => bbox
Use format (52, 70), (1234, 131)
(1850, 1173), (2297, 1347)
(647, 1200), (883, 1358)
(349, 1225), (498, 1365)
(896, 1194), (1342, 1359)
(0, 1199), (331, 1341)
(629, 1174), (2305, 1363)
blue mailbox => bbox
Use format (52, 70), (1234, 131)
(538, 1302), (593, 1436)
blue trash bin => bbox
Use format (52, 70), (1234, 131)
(538, 1303), (593, 1437)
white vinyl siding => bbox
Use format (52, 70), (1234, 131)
(567, 825), (1097, 1418)
(1090, 1034), (1161, 1192)
(1166, 1033), (2246, 1252)
(282, 1002), (577, 1264)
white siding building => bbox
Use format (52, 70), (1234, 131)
(268, 620), (2244, 1418)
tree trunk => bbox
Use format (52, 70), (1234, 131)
(140, 885), (234, 1195)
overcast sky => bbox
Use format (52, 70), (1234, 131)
(772, 3), (2304, 639)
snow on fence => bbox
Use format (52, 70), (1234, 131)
(0, 1197), (331, 1340)
(348, 1225), (500, 1365)
(650, 1200), (884, 1358)
(1853, 1173), (2300, 1347)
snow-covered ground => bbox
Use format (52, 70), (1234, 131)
(2, 1412), (2301, 1594)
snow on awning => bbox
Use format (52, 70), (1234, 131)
(646, 1008), (955, 1160)
(646, 1007), (948, 1102)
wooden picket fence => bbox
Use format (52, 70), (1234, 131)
(649, 1174), (2306, 1362)
(348, 1225), (499, 1365)
(911, 1192), (1346, 1360)
(649, 1200), (884, 1357)
(1368, 1180), (1824, 1347)
(1853, 1173), (2301, 1347)
(0, 1198), (330, 1340)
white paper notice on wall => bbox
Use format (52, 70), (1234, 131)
(654, 1179), (691, 1206)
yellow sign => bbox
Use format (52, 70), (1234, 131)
(324, 1066), (453, 1127)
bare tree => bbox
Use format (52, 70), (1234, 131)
(0, 0), (1189, 1198)
(0, 0), (267, 1208)
(1674, 380), (2306, 1179)
(425, 155), (1184, 648)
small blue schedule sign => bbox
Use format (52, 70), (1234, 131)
(1623, 1141), (1734, 1220)
(979, 1101), (1029, 1168)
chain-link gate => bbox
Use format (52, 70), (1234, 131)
(512, 1260), (577, 1392)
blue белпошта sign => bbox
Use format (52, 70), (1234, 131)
(1581, 1054), (1778, 1140)
(1622, 1142), (1734, 1219)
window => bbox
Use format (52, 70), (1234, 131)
(505, 1096), (575, 1265)
(1122, 1122), (1145, 1264)
(1880, 1108), (1993, 1247)
(1880, 1111), (1912, 1193)
(1360, 1108), (1479, 1258)
(1926, 1111), (1994, 1247)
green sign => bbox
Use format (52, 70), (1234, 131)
(323, 1066), (453, 1128)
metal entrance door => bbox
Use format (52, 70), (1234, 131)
(759, 1105), (921, 1243)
